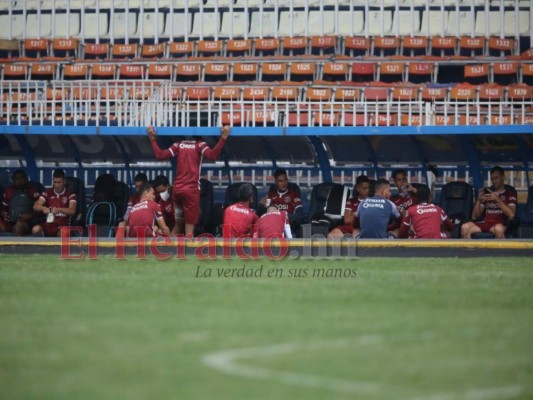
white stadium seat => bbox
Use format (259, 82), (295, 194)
(81, 12), (109, 38)
(54, 13), (81, 37)
(420, 10), (447, 36)
(220, 12), (249, 37)
(447, 10), (475, 37)
(104, 11), (138, 40)
(308, 10), (336, 36)
(504, 10), (530, 36)
(137, 12), (165, 39)
(249, 11), (277, 37)
(26, 14), (53, 38)
(278, 11), (307, 36)
(191, 12), (219, 37)
(0, 14), (25, 39)
(162, 12), (192, 38)
(474, 11), (502, 36)
(338, 10), (364, 36)
(366, 10), (392, 36)
(386, 10), (421, 36)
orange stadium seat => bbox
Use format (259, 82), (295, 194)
(167, 86), (183, 101)
(310, 36), (337, 55)
(464, 64), (490, 85)
(401, 114), (422, 126)
(176, 63), (201, 82)
(450, 83), (478, 102)
(431, 36), (457, 56)
(3, 64), (28, 80)
(435, 115), (454, 125)
(488, 115), (514, 125)
(352, 62), (376, 82)
(243, 87), (270, 102)
(492, 62), (519, 85)
(421, 86), (448, 102)
(226, 39), (252, 57)
(119, 64), (145, 79)
(402, 36), (428, 57)
(112, 43), (138, 59)
(407, 62), (435, 84)
(46, 87), (67, 110)
(63, 64), (88, 80)
(197, 40), (223, 57)
(287, 112), (310, 126)
(30, 63), (56, 80)
(24, 39), (49, 57)
(272, 86), (300, 102)
(521, 63), (533, 85)
(91, 64), (117, 80)
(343, 113), (367, 126)
(72, 88), (97, 101)
(52, 38), (79, 58)
(84, 43), (109, 59)
(261, 63), (288, 82)
(488, 37), (516, 57)
(147, 64), (174, 80)
(221, 112), (246, 126)
(233, 63), (258, 82)
(517, 115), (533, 124)
(334, 87), (361, 102)
(364, 87), (390, 101)
(459, 36), (485, 57)
(459, 115), (484, 125)
(344, 37), (370, 57)
(282, 37), (307, 56)
(314, 111), (339, 126)
(204, 63), (230, 82)
(248, 109), (277, 126)
(507, 83), (533, 102)
(186, 87), (211, 102)
(306, 87), (333, 102)
(101, 87), (125, 102)
(169, 42), (195, 58)
(141, 43), (166, 58)
(322, 62), (349, 82)
(373, 36), (400, 56)
(478, 84), (505, 102)
(254, 38), (280, 56)
(392, 84), (420, 101)
(378, 62), (406, 83)
(214, 87), (242, 102)
(289, 62), (316, 82)
(372, 114), (398, 126)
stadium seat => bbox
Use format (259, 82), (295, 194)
(392, 84), (420, 101)
(388, 10), (421, 36)
(186, 87), (211, 102)
(314, 111), (339, 126)
(420, 11), (447, 37)
(310, 36), (337, 56)
(492, 62), (519, 86)
(147, 64), (173, 80)
(522, 64), (533, 86)
(24, 39), (49, 58)
(25, 14), (53, 38)
(334, 87), (360, 102)
(289, 62), (316, 82)
(253, 38), (279, 56)
(30, 63), (56, 80)
(430, 36), (456, 57)
(439, 181), (473, 238)
(367, 10), (393, 36)
(243, 87), (270, 102)
(300, 182), (339, 236)
(249, 11), (277, 37)
(112, 43), (138, 59)
(421, 86), (448, 102)
(464, 64), (490, 85)
(233, 62), (258, 82)
(434, 114), (454, 125)
(488, 37), (516, 57)
(105, 11), (137, 41)
(447, 11), (474, 37)
(162, 12), (192, 39)
(373, 36), (400, 57)
(191, 12), (219, 38)
(81, 12), (108, 39)
(220, 12), (249, 38)
(488, 115), (514, 125)
(507, 83), (533, 102)
(176, 63), (201, 82)
(308, 11), (335, 36)
(363, 87), (390, 102)
(278, 11), (306, 37)
(343, 36), (370, 57)
(119, 64), (145, 80)
(338, 11), (364, 37)
(197, 40), (224, 57)
(322, 62), (349, 82)
(224, 182), (259, 211)
(2, 64), (29, 80)
(261, 63), (288, 82)
(282, 37), (307, 56)
(248, 109), (277, 126)
(137, 11), (165, 41)
(62, 64), (88, 80)
(478, 83), (505, 103)
(214, 87), (241, 102)
(352, 62), (376, 83)
(84, 43), (109, 59)
(459, 36), (485, 57)
(169, 42), (195, 58)
(52, 38), (79, 58)
(342, 113), (367, 127)
(91, 64), (117, 80)
(287, 112), (310, 126)
(372, 113), (398, 126)
(474, 11), (501, 37)
(204, 63), (230, 82)
(0, 14), (25, 39)
(226, 39), (252, 57)
(402, 36), (428, 57)
(378, 62), (406, 83)
(141, 43), (166, 58)
(407, 62), (435, 84)
(504, 10), (530, 36)
(272, 86), (300, 102)
(401, 114), (422, 126)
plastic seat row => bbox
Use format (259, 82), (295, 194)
(0, 9), (529, 42)
(2, 60), (532, 85)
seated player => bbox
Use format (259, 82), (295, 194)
(389, 169), (418, 237)
(461, 166), (517, 239)
(32, 169), (77, 237)
(399, 186), (455, 239)
(223, 183), (258, 238)
(127, 183), (170, 238)
(356, 178), (400, 239)
(153, 175), (177, 235)
(328, 175), (370, 238)
(0, 170), (40, 236)
(119, 173), (148, 229)
(259, 168), (305, 234)
(253, 206), (292, 239)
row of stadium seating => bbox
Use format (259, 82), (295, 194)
(5, 36), (528, 59)
(2, 61), (532, 84)
(0, 8), (529, 42)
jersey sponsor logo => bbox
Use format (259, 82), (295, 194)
(179, 142), (196, 149)
(284, 196), (291, 203)
(416, 206), (438, 214)
(229, 205), (251, 215)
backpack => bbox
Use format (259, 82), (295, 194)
(9, 191), (35, 222)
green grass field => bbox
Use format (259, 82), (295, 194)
(1, 255), (532, 400)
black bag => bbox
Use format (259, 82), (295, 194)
(9, 191), (35, 222)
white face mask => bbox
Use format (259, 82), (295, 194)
(160, 191), (170, 202)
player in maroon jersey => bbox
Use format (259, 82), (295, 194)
(328, 175), (370, 238)
(148, 125), (230, 237)
(223, 183), (258, 238)
(399, 186), (455, 239)
(253, 206), (292, 239)
(389, 169), (418, 237)
(118, 172), (148, 230)
(32, 169), (77, 237)
(127, 183), (170, 238)
(0, 170), (40, 236)
(461, 166), (517, 239)
(259, 168), (304, 234)
(153, 175), (177, 235)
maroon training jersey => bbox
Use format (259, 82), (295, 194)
(254, 210), (289, 238)
(1, 185), (40, 217)
(158, 198), (175, 231)
(481, 186), (517, 225)
(400, 203), (454, 239)
(223, 202), (258, 238)
(40, 188), (77, 226)
(127, 193), (141, 209)
(128, 199), (163, 237)
(267, 189), (302, 214)
(151, 138), (226, 192)
(391, 192), (417, 213)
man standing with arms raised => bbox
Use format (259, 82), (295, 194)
(148, 125), (230, 236)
